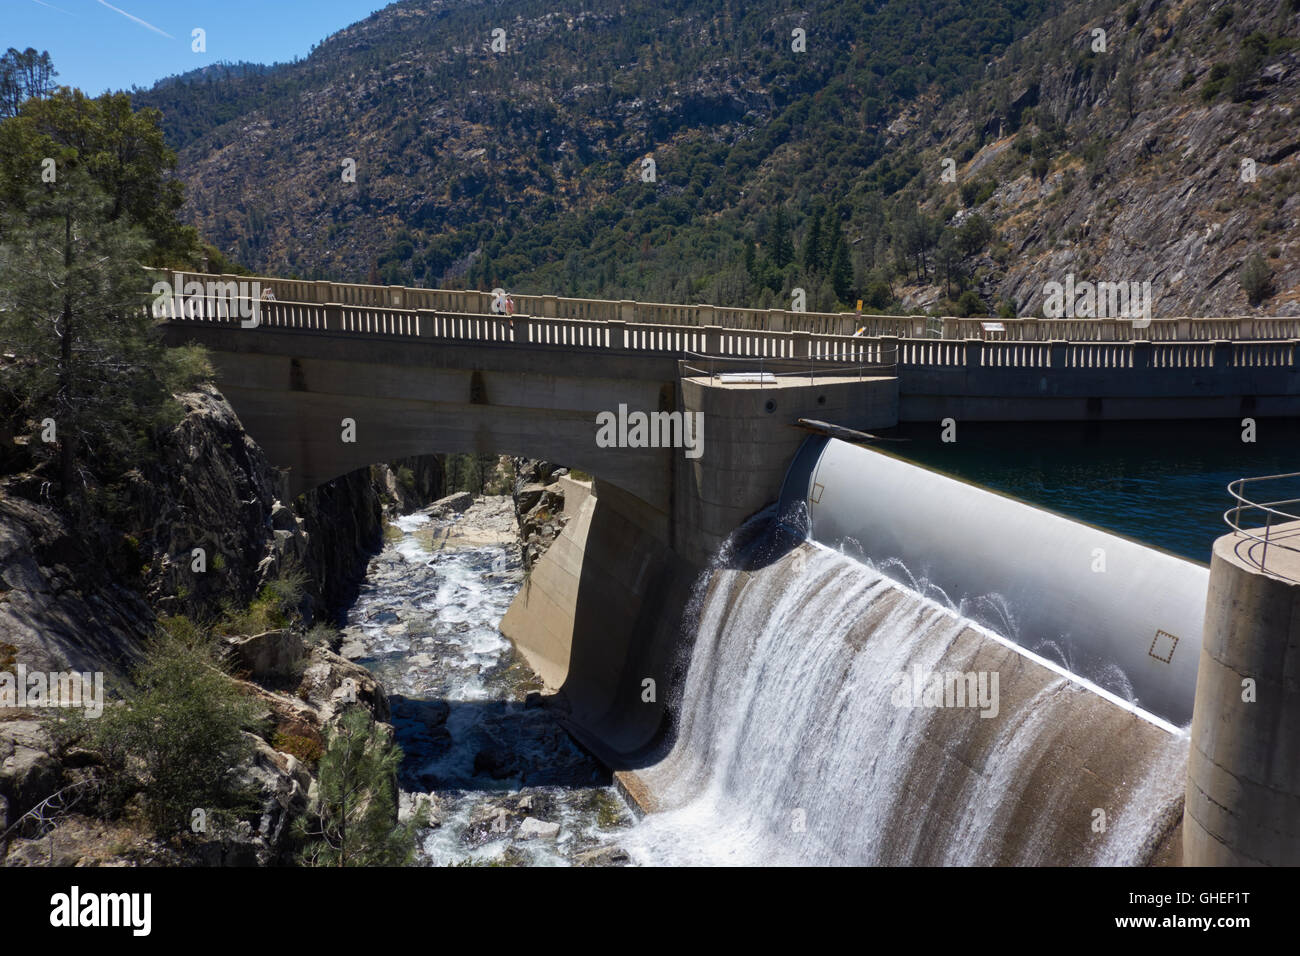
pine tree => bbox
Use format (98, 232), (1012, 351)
(297, 707), (425, 867)
(0, 168), (204, 499)
(828, 217), (854, 302)
(0, 47), (57, 118)
(802, 206), (824, 275)
(768, 207), (794, 268)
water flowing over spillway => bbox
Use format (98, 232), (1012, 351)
(620, 545), (1188, 866)
(351, 499), (1188, 865)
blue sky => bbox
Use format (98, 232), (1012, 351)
(5, 0), (391, 95)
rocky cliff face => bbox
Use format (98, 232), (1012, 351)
(0, 384), (443, 864)
(893, 0), (1299, 316)
(511, 459), (570, 571)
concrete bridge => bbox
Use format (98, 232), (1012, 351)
(159, 270), (1300, 430)
(156, 270), (1300, 773)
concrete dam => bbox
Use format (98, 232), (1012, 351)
(158, 272), (1300, 865)
(591, 439), (1200, 865)
(509, 439), (1297, 866)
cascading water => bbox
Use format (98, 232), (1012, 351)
(345, 501), (635, 867)
(621, 544), (1188, 866)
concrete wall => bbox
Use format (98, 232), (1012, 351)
(897, 341), (1300, 421)
(168, 269), (1300, 341)
(500, 374), (898, 758)
(673, 369), (898, 566)
(1185, 524), (1300, 865)
(163, 324), (679, 505)
(501, 481), (699, 763)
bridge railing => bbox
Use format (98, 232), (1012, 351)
(680, 347), (898, 383)
(1224, 473), (1300, 582)
(154, 269), (1300, 341)
(154, 290), (1299, 373)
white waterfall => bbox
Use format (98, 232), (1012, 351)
(622, 545), (1188, 866)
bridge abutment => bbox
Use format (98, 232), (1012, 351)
(502, 369), (898, 760)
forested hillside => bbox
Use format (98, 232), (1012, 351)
(134, 0), (1300, 316)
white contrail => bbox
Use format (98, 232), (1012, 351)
(93, 0), (175, 39)
(28, 0), (75, 13)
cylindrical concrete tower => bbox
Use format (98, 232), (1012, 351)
(1184, 522), (1300, 865)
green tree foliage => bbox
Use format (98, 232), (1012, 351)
(828, 218), (855, 302)
(0, 88), (196, 265)
(0, 78), (211, 504)
(802, 204), (826, 275)
(958, 214), (994, 258)
(0, 47), (57, 118)
(1238, 252), (1273, 306)
(296, 707), (424, 866)
(90, 629), (259, 835)
(767, 207), (794, 269)
(0, 168), (207, 498)
(123, 0), (1066, 304)
(956, 289), (988, 317)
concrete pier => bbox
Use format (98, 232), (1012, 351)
(1185, 521), (1300, 865)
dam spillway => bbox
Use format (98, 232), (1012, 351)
(617, 437), (1213, 864)
(777, 436), (1211, 727)
(620, 545), (1189, 865)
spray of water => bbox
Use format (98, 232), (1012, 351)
(622, 544), (1188, 866)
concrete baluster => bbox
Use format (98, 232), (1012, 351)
(703, 325), (722, 356)
(792, 330), (812, 361)
(607, 319), (626, 351)
(417, 308), (436, 338)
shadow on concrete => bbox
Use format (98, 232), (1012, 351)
(552, 491), (808, 774)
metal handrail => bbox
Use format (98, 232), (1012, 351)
(680, 348), (899, 385)
(1224, 472), (1300, 579)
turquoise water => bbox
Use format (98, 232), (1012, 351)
(882, 419), (1300, 563)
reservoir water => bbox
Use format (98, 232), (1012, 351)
(880, 418), (1300, 561)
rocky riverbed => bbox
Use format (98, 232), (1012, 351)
(340, 494), (634, 866)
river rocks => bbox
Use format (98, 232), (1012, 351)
(236, 731), (313, 855)
(0, 383), (441, 866)
(338, 638), (367, 660)
(575, 845), (630, 866)
(514, 483), (549, 516)
(515, 483), (568, 570)
(377, 457), (446, 516)
(399, 791), (440, 827)
(430, 492), (473, 516)
(518, 816), (560, 840)
(296, 647), (390, 723)
(510, 458), (575, 570)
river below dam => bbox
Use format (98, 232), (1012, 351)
(345, 493), (1189, 866)
(341, 497), (636, 866)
